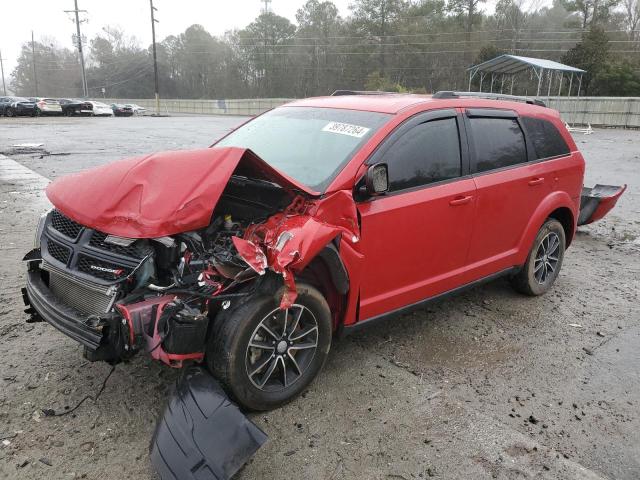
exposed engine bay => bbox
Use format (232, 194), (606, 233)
(25, 174), (303, 365)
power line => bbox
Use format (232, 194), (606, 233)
(0, 48), (6, 95)
(150, 0), (160, 114)
(65, 0), (88, 98)
(31, 31), (38, 96)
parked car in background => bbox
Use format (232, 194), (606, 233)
(58, 99), (94, 116)
(87, 101), (114, 116)
(125, 103), (147, 115)
(111, 104), (134, 117)
(28, 98), (63, 116)
(0, 96), (37, 116)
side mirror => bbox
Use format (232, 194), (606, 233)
(365, 163), (389, 196)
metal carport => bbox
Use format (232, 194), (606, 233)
(467, 54), (586, 98)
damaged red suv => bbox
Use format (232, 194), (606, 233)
(23, 91), (625, 411)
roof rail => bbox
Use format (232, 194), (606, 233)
(330, 90), (402, 96)
(433, 91), (546, 107)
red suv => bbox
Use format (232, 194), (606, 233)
(23, 91), (623, 411)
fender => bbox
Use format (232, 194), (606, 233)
(234, 190), (361, 309)
(515, 190), (576, 265)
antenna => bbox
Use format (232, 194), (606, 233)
(261, 0), (272, 14)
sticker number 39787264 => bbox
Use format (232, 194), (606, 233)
(322, 122), (371, 138)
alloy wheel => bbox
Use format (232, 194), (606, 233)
(534, 232), (560, 284)
(245, 305), (319, 392)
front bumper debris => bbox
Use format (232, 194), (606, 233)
(150, 366), (267, 480)
(23, 269), (104, 350)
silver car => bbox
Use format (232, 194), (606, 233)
(30, 98), (63, 116)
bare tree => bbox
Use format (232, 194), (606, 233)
(623, 0), (640, 41)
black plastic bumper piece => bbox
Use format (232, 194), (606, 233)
(150, 366), (268, 480)
(24, 270), (103, 350)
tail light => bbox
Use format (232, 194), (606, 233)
(38, 101), (46, 107)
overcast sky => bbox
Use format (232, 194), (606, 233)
(0, 0), (507, 78)
(0, 0), (351, 76)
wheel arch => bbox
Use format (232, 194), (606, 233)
(297, 241), (349, 332)
(516, 191), (577, 265)
(548, 206), (575, 247)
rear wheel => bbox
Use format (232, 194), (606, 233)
(511, 218), (565, 296)
(207, 282), (332, 411)
(5, 108), (14, 117)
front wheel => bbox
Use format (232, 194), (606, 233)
(511, 218), (566, 296)
(207, 282), (332, 411)
(5, 108), (14, 117)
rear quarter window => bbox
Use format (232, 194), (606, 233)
(469, 117), (527, 173)
(521, 117), (570, 159)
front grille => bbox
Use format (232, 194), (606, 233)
(89, 231), (142, 258)
(77, 254), (131, 281)
(44, 262), (117, 315)
(50, 210), (83, 239)
(46, 239), (70, 265)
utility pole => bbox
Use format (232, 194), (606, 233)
(31, 31), (38, 97)
(0, 49), (6, 96)
(150, 0), (160, 115)
(65, 0), (88, 98)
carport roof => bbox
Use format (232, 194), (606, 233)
(468, 54), (586, 75)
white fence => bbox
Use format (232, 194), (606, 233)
(106, 98), (293, 116)
(108, 96), (640, 128)
(545, 97), (640, 128)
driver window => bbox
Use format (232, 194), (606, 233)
(383, 117), (462, 192)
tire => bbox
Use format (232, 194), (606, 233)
(207, 282), (332, 411)
(511, 218), (566, 296)
(6, 108), (14, 117)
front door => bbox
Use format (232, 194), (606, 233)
(357, 111), (476, 320)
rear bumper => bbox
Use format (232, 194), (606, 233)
(23, 268), (103, 350)
(578, 184), (627, 226)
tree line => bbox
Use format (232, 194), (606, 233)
(8, 0), (640, 99)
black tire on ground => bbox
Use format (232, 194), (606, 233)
(5, 108), (14, 117)
(511, 218), (566, 296)
(207, 282), (332, 411)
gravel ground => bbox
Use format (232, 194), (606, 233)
(0, 115), (639, 480)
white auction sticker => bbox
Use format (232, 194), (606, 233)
(322, 121), (370, 138)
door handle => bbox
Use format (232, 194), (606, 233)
(449, 195), (473, 206)
(528, 177), (545, 186)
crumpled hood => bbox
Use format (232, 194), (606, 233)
(46, 147), (316, 238)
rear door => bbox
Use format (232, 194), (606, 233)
(357, 110), (477, 319)
(464, 109), (553, 275)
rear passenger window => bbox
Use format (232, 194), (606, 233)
(469, 117), (527, 172)
(521, 117), (570, 159)
(384, 117), (461, 191)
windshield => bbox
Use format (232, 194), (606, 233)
(215, 106), (391, 192)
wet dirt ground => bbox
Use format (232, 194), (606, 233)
(0, 116), (639, 479)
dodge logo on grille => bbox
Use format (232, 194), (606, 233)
(90, 265), (125, 276)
